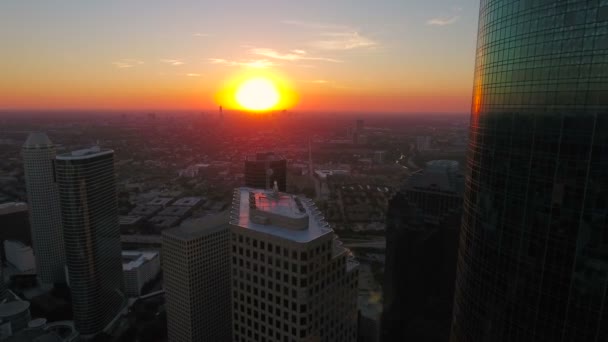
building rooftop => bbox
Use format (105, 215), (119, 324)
(22, 132), (53, 149)
(0, 202), (27, 215)
(148, 215), (180, 228)
(163, 212), (229, 240)
(173, 197), (204, 207)
(122, 250), (159, 271)
(247, 152), (285, 162)
(407, 160), (464, 194)
(119, 216), (143, 226)
(230, 187), (332, 243)
(147, 197), (173, 207)
(0, 300), (30, 317)
(158, 206), (191, 217)
(56, 146), (113, 160)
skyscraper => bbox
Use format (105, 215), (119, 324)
(244, 152), (287, 191)
(55, 147), (125, 336)
(21, 132), (66, 284)
(230, 187), (359, 342)
(163, 214), (232, 342)
(382, 160), (463, 342)
(451, 1), (608, 341)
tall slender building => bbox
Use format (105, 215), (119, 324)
(163, 214), (232, 342)
(451, 1), (608, 341)
(55, 147), (125, 336)
(229, 187), (359, 342)
(382, 160), (463, 342)
(21, 132), (66, 284)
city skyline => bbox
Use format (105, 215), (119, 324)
(1, 0), (479, 113)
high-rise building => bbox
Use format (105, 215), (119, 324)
(229, 187), (359, 342)
(451, 1), (608, 341)
(55, 147), (125, 336)
(382, 160), (463, 342)
(244, 152), (287, 191)
(163, 214), (232, 342)
(21, 133), (66, 284)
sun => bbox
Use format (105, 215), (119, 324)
(235, 78), (280, 111)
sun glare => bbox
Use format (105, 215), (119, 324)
(235, 78), (280, 111)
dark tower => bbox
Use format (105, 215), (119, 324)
(244, 152), (287, 191)
(382, 161), (464, 342)
(451, 1), (608, 341)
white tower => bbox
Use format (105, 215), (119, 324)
(22, 132), (66, 284)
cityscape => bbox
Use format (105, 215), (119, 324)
(0, 0), (607, 342)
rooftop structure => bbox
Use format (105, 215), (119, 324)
(121, 251), (160, 297)
(129, 205), (162, 218)
(0, 203), (27, 216)
(56, 146), (112, 160)
(118, 216), (143, 226)
(408, 160), (464, 194)
(231, 188), (332, 242)
(148, 215), (181, 228)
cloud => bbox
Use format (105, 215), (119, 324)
(112, 59), (143, 68)
(250, 48), (341, 62)
(208, 58), (277, 68)
(282, 20), (377, 51)
(186, 73), (201, 77)
(310, 32), (376, 50)
(427, 15), (460, 26)
(160, 59), (184, 66)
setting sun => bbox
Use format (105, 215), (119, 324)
(235, 78), (279, 111)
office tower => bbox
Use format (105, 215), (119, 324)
(382, 160), (463, 342)
(356, 119), (364, 132)
(244, 152), (287, 191)
(21, 133), (66, 283)
(230, 187), (359, 342)
(163, 214), (232, 342)
(451, 1), (608, 341)
(55, 147), (125, 336)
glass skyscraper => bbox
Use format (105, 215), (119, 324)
(451, 0), (608, 341)
(55, 147), (125, 336)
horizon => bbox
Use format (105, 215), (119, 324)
(1, 0), (479, 113)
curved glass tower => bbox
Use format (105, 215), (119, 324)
(451, 1), (608, 341)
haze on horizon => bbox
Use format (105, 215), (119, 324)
(0, 0), (479, 113)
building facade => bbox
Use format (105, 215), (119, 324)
(382, 160), (463, 342)
(451, 1), (608, 341)
(229, 187), (359, 342)
(22, 133), (66, 283)
(55, 147), (125, 336)
(122, 250), (160, 297)
(244, 152), (287, 191)
(163, 214), (232, 342)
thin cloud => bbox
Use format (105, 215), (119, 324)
(208, 58), (277, 69)
(281, 20), (348, 30)
(283, 20), (377, 51)
(250, 48), (341, 62)
(186, 73), (201, 77)
(160, 59), (184, 66)
(112, 59), (143, 68)
(311, 32), (376, 50)
(427, 15), (460, 26)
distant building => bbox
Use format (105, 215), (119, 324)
(122, 251), (160, 297)
(163, 213), (232, 342)
(415, 136), (432, 152)
(0, 202), (31, 264)
(22, 132), (66, 284)
(4, 241), (35, 273)
(230, 187), (359, 342)
(244, 152), (287, 191)
(0, 301), (31, 339)
(356, 119), (364, 132)
(55, 147), (125, 336)
(381, 160), (463, 342)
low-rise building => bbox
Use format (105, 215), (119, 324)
(122, 251), (161, 297)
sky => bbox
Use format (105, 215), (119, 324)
(0, 0), (480, 113)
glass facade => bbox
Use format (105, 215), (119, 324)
(451, 0), (608, 341)
(56, 150), (125, 336)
